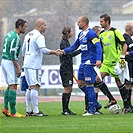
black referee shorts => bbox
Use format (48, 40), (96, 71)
(60, 70), (73, 87)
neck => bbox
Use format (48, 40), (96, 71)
(125, 32), (131, 37)
(104, 25), (110, 31)
(83, 26), (89, 31)
(14, 29), (20, 35)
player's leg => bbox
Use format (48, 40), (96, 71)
(60, 70), (76, 115)
(6, 62), (25, 117)
(84, 95), (89, 113)
(94, 87), (103, 114)
(95, 64), (117, 108)
(24, 69), (34, 116)
(25, 89), (34, 116)
(1, 59), (10, 116)
(79, 65), (101, 116)
(115, 78), (131, 113)
(25, 69), (47, 116)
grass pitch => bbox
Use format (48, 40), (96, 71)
(0, 100), (133, 133)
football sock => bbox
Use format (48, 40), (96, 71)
(8, 89), (16, 114)
(128, 89), (132, 107)
(62, 93), (71, 112)
(30, 89), (39, 113)
(26, 89), (32, 112)
(96, 93), (98, 100)
(94, 81), (115, 101)
(118, 85), (130, 108)
(85, 95), (88, 111)
(81, 86), (97, 113)
(4, 86), (9, 110)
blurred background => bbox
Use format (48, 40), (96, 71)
(0, 0), (133, 96)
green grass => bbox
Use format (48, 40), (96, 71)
(0, 100), (133, 133)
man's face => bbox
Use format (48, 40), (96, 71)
(77, 17), (85, 30)
(20, 23), (27, 34)
(130, 23), (133, 36)
(100, 18), (107, 28)
(40, 21), (47, 33)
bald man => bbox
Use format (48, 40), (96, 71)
(62, 16), (103, 116)
(22, 18), (62, 116)
(123, 22), (133, 113)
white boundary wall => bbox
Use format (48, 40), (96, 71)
(0, 65), (117, 90)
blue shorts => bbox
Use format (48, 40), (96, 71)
(78, 64), (96, 84)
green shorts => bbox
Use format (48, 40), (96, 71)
(100, 63), (119, 78)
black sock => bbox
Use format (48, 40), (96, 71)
(62, 93), (71, 112)
(118, 85), (130, 108)
(94, 81), (115, 101)
(96, 93), (98, 100)
(128, 89), (132, 107)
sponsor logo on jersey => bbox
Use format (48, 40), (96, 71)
(82, 38), (87, 43)
(85, 77), (91, 81)
(103, 43), (111, 46)
(81, 44), (87, 50)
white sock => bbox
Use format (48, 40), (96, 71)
(26, 89), (32, 112)
(30, 89), (39, 113)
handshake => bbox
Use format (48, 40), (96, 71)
(54, 49), (65, 56)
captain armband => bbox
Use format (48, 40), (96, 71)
(92, 38), (100, 44)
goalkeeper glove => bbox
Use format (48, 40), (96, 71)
(119, 55), (126, 68)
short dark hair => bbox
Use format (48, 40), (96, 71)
(100, 14), (111, 25)
(15, 19), (27, 29)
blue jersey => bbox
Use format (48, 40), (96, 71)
(64, 28), (102, 64)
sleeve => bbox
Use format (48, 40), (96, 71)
(36, 35), (50, 54)
(22, 39), (26, 57)
(10, 37), (20, 61)
(68, 49), (81, 57)
(60, 40), (81, 57)
(89, 30), (102, 60)
(115, 29), (125, 45)
(36, 35), (46, 48)
(40, 47), (50, 54)
(64, 38), (80, 54)
(95, 42), (103, 61)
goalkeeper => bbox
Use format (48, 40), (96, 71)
(95, 14), (131, 114)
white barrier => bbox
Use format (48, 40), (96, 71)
(0, 65), (117, 90)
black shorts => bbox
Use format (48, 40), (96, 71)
(60, 66), (73, 87)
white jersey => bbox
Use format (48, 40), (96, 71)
(22, 29), (50, 69)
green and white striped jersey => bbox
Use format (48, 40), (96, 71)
(1, 30), (21, 61)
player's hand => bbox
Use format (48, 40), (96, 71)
(55, 49), (63, 56)
(16, 69), (21, 77)
(119, 55), (126, 68)
(96, 60), (102, 68)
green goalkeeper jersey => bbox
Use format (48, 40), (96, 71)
(99, 27), (125, 65)
(1, 30), (21, 61)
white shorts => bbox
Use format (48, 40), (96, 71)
(24, 68), (41, 87)
(1, 59), (18, 85)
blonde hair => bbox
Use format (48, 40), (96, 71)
(92, 26), (101, 36)
(125, 22), (133, 32)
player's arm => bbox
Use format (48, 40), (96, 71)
(91, 32), (102, 67)
(22, 39), (26, 61)
(12, 60), (21, 77)
(9, 37), (21, 77)
(40, 47), (62, 56)
(115, 29), (127, 55)
(63, 38), (80, 54)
